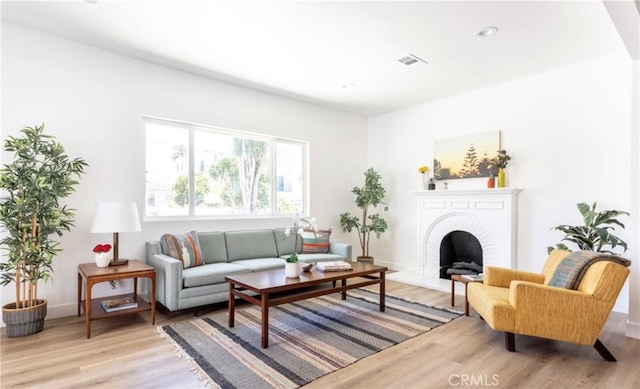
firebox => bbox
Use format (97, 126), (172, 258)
(439, 230), (483, 279)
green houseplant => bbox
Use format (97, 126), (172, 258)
(0, 124), (87, 337)
(546, 202), (629, 254)
(493, 149), (511, 188)
(340, 168), (388, 262)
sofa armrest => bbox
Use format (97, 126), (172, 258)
(146, 242), (183, 312)
(484, 266), (544, 288)
(330, 242), (352, 261)
(509, 281), (610, 345)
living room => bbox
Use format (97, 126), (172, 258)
(1, 1), (639, 388)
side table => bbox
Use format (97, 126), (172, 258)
(450, 274), (483, 316)
(77, 260), (156, 338)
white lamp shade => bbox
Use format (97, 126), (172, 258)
(90, 202), (141, 233)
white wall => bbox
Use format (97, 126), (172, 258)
(0, 24), (367, 320)
(367, 53), (633, 312)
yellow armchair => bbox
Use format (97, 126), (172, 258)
(467, 249), (630, 361)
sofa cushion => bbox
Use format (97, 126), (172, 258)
(302, 229), (331, 254)
(161, 231), (204, 268)
(225, 230), (278, 261)
(197, 231), (228, 264)
(232, 258), (286, 272)
(183, 263), (252, 288)
(274, 227), (301, 256)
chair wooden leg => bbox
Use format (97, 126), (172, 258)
(505, 332), (515, 352)
(593, 338), (617, 362)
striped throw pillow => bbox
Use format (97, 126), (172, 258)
(161, 231), (204, 269)
(302, 229), (331, 254)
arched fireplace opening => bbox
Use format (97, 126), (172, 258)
(439, 230), (483, 280)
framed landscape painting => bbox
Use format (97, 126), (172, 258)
(433, 131), (500, 180)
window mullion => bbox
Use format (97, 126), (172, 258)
(188, 127), (196, 216)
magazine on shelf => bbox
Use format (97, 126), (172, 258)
(461, 273), (484, 282)
(316, 261), (353, 272)
(100, 296), (138, 313)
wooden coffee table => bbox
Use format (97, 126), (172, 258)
(226, 262), (387, 348)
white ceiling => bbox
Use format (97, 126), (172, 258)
(0, 0), (628, 117)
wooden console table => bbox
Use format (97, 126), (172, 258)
(77, 260), (156, 338)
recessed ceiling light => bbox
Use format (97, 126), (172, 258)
(476, 26), (499, 38)
(342, 83), (355, 89)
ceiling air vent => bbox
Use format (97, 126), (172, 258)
(398, 53), (428, 66)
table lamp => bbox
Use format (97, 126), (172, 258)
(90, 201), (141, 266)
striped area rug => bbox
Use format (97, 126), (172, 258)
(158, 289), (461, 389)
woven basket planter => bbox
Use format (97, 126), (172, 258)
(2, 299), (47, 338)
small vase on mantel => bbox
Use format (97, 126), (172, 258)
(497, 168), (506, 188)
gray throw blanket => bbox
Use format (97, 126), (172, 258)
(548, 250), (631, 290)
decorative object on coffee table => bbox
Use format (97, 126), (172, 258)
(285, 262), (300, 278)
(282, 215), (317, 278)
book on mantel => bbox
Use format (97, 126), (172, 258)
(100, 296), (138, 313)
(316, 261), (353, 272)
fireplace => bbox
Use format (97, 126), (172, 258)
(388, 188), (520, 292)
(440, 230), (483, 279)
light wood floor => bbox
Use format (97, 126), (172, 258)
(1, 280), (639, 388)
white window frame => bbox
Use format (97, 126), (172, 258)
(144, 116), (309, 220)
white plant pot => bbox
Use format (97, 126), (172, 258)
(95, 252), (111, 268)
(285, 262), (300, 278)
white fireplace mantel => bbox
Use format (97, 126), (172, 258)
(388, 187), (521, 293)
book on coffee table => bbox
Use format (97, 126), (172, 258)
(100, 296), (138, 312)
(316, 261), (353, 272)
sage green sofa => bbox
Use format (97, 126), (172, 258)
(146, 228), (352, 311)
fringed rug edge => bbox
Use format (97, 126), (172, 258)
(156, 325), (219, 389)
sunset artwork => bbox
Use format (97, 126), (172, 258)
(433, 131), (501, 180)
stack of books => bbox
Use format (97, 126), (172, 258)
(461, 273), (484, 282)
(100, 296), (138, 313)
(316, 261), (353, 272)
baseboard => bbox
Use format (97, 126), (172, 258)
(46, 302), (78, 321)
(626, 320), (640, 339)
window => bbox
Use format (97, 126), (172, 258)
(145, 117), (308, 218)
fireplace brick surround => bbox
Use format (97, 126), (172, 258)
(388, 188), (521, 293)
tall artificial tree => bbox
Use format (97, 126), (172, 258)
(340, 168), (388, 260)
(0, 124), (87, 309)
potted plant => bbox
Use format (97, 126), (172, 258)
(546, 202), (629, 254)
(340, 168), (388, 263)
(493, 149), (511, 187)
(0, 124), (87, 337)
(282, 215), (316, 278)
